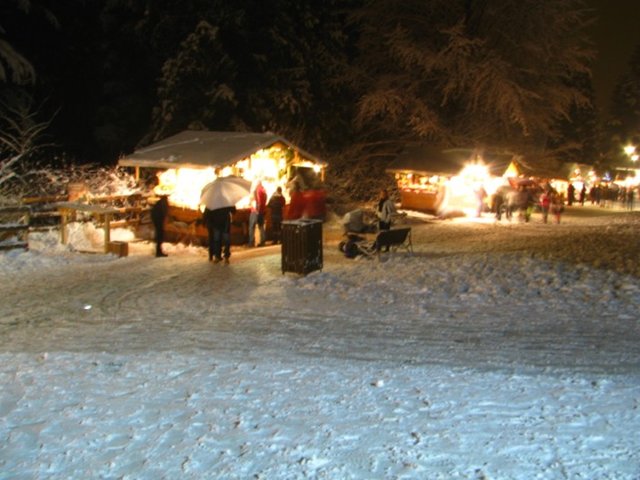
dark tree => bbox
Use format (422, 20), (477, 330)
(544, 73), (599, 164)
(604, 44), (640, 166)
(349, 0), (595, 158)
(147, 0), (355, 156)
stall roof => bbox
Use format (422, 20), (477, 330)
(508, 158), (568, 180)
(386, 146), (514, 177)
(119, 130), (325, 170)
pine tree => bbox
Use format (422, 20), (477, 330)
(606, 43), (640, 165)
(147, 0), (354, 154)
(350, 0), (594, 156)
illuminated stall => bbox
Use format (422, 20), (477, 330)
(119, 130), (326, 244)
(386, 146), (513, 216)
(504, 158), (570, 197)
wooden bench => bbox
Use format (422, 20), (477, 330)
(355, 227), (413, 259)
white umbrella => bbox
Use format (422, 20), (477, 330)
(200, 176), (252, 210)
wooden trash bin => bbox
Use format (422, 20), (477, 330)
(281, 219), (323, 275)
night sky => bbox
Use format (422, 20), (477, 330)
(587, 0), (640, 111)
(2, 1), (639, 165)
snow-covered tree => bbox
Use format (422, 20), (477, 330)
(544, 73), (599, 164)
(0, 0), (58, 85)
(0, 92), (51, 200)
(150, 20), (238, 141)
(146, 0), (354, 154)
(350, 0), (595, 156)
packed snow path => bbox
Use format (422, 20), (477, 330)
(1, 207), (639, 479)
(1, 210), (639, 372)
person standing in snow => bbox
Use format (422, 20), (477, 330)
(150, 195), (169, 257)
(539, 190), (551, 224)
(248, 180), (267, 247)
(567, 183), (575, 206)
(579, 184), (587, 205)
(376, 188), (396, 231)
(475, 185), (487, 217)
(204, 205), (236, 263)
(286, 173), (305, 220)
(551, 192), (564, 224)
(267, 186), (286, 244)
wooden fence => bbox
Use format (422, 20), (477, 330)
(0, 206), (31, 251)
(0, 193), (150, 253)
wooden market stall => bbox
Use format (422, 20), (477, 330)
(386, 146), (514, 215)
(119, 130), (327, 245)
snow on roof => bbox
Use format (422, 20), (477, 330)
(386, 145), (514, 177)
(119, 130), (325, 170)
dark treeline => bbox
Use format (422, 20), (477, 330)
(1, 0), (639, 193)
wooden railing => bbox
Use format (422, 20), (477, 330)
(0, 206), (31, 251)
(0, 193), (151, 254)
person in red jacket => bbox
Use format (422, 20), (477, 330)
(248, 180), (267, 247)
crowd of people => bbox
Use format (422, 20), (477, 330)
(489, 181), (637, 225)
(151, 176), (637, 261)
(150, 178), (291, 262)
(202, 180), (288, 264)
(489, 184), (564, 224)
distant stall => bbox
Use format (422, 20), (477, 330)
(386, 146), (513, 216)
(503, 158), (570, 197)
(119, 130), (327, 245)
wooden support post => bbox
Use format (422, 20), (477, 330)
(60, 208), (69, 245)
(103, 213), (111, 253)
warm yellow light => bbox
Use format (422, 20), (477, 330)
(153, 145), (324, 210)
(460, 162), (489, 182)
(632, 154), (639, 162)
(624, 145), (636, 156)
(157, 167), (216, 209)
(504, 162), (519, 178)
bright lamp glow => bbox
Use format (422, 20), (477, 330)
(624, 145), (636, 156)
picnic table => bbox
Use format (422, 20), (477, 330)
(57, 202), (122, 253)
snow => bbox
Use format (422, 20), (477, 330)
(1, 207), (639, 479)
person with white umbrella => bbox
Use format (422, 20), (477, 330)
(200, 174), (251, 264)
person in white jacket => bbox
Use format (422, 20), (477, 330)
(376, 189), (396, 231)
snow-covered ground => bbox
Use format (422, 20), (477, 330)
(1, 206), (639, 479)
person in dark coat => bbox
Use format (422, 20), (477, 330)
(267, 186), (286, 244)
(150, 195), (169, 257)
(567, 183), (575, 206)
(204, 206), (236, 263)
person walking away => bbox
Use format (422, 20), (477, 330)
(151, 195), (169, 257)
(551, 192), (564, 224)
(627, 187), (635, 211)
(579, 184), (586, 205)
(267, 186), (286, 244)
(475, 185), (487, 217)
(376, 189), (396, 231)
(539, 190), (551, 223)
(512, 187), (528, 222)
(491, 189), (504, 221)
(248, 180), (267, 247)
(204, 206), (236, 263)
